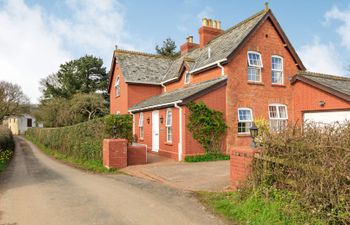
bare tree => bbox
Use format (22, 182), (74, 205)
(0, 81), (30, 121)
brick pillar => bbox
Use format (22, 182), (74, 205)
(103, 139), (128, 169)
(230, 147), (259, 190)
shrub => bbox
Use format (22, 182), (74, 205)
(0, 126), (15, 152)
(187, 102), (227, 154)
(184, 153), (230, 162)
(249, 122), (350, 224)
(26, 115), (132, 162)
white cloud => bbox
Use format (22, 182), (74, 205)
(298, 36), (345, 75)
(325, 6), (350, 50)
(0, 0), (137, 103)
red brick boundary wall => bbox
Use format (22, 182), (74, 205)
(230, 147), (259, 190)
(127, 145), (147, 166)
(103, 139), (147, 168)
(103, 139), (128, 169)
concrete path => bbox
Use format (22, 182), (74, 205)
(122, 153), (230, 191)
(0, 137), (226, 225)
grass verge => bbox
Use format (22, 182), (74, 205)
(184, 153), (230, 162)
(0, 149), (13, 172)
(25, 136), (118, 174)
(196, 188), (325, 225)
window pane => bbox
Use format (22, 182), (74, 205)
(248, 67), (261, 81)
(140, 127), (144, 138)
(167, 127), (172, 142)
(139, 113), (143, 127)
(269, 106), (278, 118)
(272, 71), (282, 84)
(272, 57), (282, 70)
(278, 106), (287, 119)
(269, 119), (287, 132)
(166, 109), (172, 126)
(238, 122), (252, 133)
(248, 53), (262, 67)
(238, 109), (252, 121)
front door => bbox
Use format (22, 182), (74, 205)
(152, 110), (159, 152)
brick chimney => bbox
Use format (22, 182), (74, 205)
(199, 18), (224, 48)
(180, 36), (199, 55)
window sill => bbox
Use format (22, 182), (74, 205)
(247, 81), (264, 86)
(139, 138), (144, 142)
(164, 142), (173, 146)
(237, 133), (251, 137)
(271, 84), (286, 87)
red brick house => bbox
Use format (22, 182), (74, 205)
(108, 7), (350, 161)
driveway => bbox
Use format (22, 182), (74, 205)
(0, 137), (226, 225)
(121, 153), (230, 191)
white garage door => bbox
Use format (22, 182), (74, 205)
(304, 110), (350, 124)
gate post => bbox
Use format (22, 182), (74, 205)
(103, 139), (128, 169)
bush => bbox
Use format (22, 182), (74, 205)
(0, 126), (15, 152)
(184, 153), (230, 162)
(26, 115), (132, 162)
(250, 122), (350, 224)
(187, 102), (227, 154)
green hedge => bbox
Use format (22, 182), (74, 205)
(0, 126), (15, 152)
(26, 115), (132, 162)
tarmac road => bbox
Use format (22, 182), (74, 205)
(0, 136), (225, 225)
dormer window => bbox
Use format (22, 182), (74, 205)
(247, 51), (263, 82)
(115, 76), (120, 97)
(184, 71), (190, 84)
(271, 56), (283, 84)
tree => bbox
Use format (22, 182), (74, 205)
(155, 38), (180, 57)
(33, 93), (108, 127)
(0, 81), (29, 121)
(40, 55), (108, 100)
(70, 93), (107, 121)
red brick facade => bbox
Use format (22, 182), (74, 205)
(108, 10), (350, 162)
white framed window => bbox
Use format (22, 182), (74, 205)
(238, 108), (253, 134)
(271, 56), (283, 84)
(166, 108), (172, 142)
(139, 112), (144, 139)
(115, 76), (120, 97)
(247, 51), (263, 82)
(184, 71), (190, 84)
(268, 104), (288, 131)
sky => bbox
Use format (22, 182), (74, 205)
(1, 0), (350, 103)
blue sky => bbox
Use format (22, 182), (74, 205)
(1, 0), (350, 103)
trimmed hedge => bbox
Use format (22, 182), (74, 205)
(0, 126), (15, 152)
(185, 153), (230, 162)
(26, 115), (132, 162)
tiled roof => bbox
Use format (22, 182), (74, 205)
(114, 10), (267, 85)
(293, 71), (350, 101)
(115, 50), (173, 84)
(129, 76), (227, 112)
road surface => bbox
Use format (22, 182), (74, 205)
(0, 136), (225, 225)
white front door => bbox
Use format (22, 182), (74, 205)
(152, 110), (160, 152)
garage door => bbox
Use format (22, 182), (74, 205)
(304, 110), (350, 124)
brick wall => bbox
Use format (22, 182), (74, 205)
(225, 19), (299, 148)
(103, 139), (128, 169)
(110, 64), (129, 114)
(230, 147), (259, 190)
(128, 84), (162, 108)
(292, 81), (350, 122)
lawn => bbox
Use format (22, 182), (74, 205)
(196, 188), (325, 225)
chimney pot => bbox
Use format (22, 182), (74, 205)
(217, 20), (221, 29)
(212, 20), (217, 29)
(187, 36), (193, 43)
(202, 18), (208, 26)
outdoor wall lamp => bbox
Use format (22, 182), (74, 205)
(319, 100), (326, 107)
(249, 122), (259, 148)
(147, 117), (150, 124)
(160, 115), (164, 124)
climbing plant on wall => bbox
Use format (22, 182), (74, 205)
(187, 102), (227, 153)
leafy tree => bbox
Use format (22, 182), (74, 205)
(70, 93), (107, 121)
(40, 55), (108, 100)
(155, 38), (180, 57)
(0, 81), (30, 121)
(33, 93), (108, 127)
